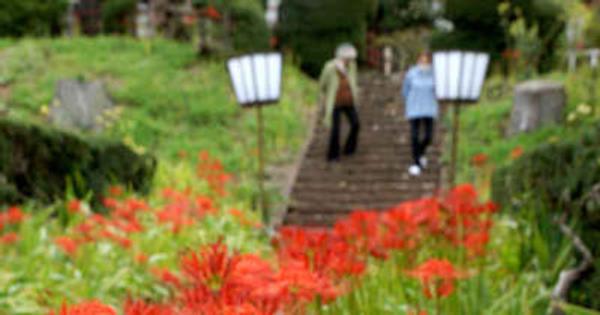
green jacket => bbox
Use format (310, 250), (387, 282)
(318, 59), (359, 126)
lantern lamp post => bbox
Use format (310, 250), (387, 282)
(226, 52), (283, 225)
(432, 51), (490, 186)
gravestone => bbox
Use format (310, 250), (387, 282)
(508, 80), (566, 136)
(49, 80), (114, 132)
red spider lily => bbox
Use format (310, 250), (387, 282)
(67, 200), (81, 214)
(0, 232), (19, 245)
(135, 253), (149, 265)
(1, 206), (25, 224)
(501, 48), (521, 60)
(109, 185), (124, 198)
(463, 231), (490, 256)
(470, 153), (488, 167)
(55, 236), (80, 256)
(151, 267), (182, 289)
(333, 211), (388, 259)
(49, 300), (116, 315)
(201, 5), (222, 21)
(182, 13), (198, 26)
(197, 151), (231, 196)
(510, 146), (524, 160)
(124, 300), (175, 315)
(406, 259), (467, 299)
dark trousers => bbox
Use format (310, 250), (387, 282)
(328, 106), (361, 161)
(410, 117), (434, 166)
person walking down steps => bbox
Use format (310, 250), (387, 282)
(319, 43), (361, 163)
(402, 51), (439, 176)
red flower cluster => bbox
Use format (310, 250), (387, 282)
(201, 5), (222, 21)
(0, 206), (25, 245)
(406, 259), (466, 299)
(51, 183), (496, 313)
(49, 300), (116, 315)
(197, 150), (231, 196)
(156, 188), (217, 233)
(471, 153), (489, 167)
(55, 197), (150, 256)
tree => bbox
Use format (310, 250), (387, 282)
(278, 0), (377, 77)
(0, 0), (68, 37)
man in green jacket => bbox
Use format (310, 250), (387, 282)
(319, 43), (361, 162)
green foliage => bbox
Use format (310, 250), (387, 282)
(0, 0), (68, 37)
(491, 123), (600, 310)
(0, 37), (316, 209)
(102, 0), (137, 34)
(278, 0), (376, 77)
(586, 7), (600, 47)
(0, 117), (156, 205)
(224, 0), (270, 53)
(375, 0), (434, 32)
(431, 0), (504, 53)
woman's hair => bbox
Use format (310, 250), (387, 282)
(336, 43), (358, 59)
(418, 50), (432, 62)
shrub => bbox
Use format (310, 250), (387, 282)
(102, 0), (137, 34)
(430, 0), (504, 53)
(491, 123), (600, 310)
(0, 118), (156, 206)
(0, 0), (68, 37)
(225, 0), (270, 53)
(375, 0), (434, 32)
(278, 0), (376, 77)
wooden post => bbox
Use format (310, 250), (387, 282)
(256, 105), (269, 225)
(449, 102), (461, 187)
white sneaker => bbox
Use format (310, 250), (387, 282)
(419, 156), (428, 169)
(408, 165), (422, 176)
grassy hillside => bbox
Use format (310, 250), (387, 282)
(0, 37), (317, 202)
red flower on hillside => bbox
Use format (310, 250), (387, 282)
(406, 258), (466, 299)
(201, 5), (222, 20)
(124, 300), (175, 315)
(55, 236), (80, 256)
(510, 146), (524, 160)
(471, 153), (488, 167)
(49, 300), (117, 315)
(0, 232), (19, 245)
(67, 200), (81, 214)
(1, 206), (25, 224)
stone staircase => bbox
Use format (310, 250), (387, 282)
(282, 72), (443, 227)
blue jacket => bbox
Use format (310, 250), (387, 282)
(402, 66), (439, 120)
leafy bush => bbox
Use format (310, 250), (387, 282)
(431, 0), (504, 53)
(278, 0), (376, 77)
(102, 0), (137, 34)
(491, 123), (600, 310)
(0, 0), (68, 37)
(431, 0), (562, 71)
(0, 117), (156, 205)
(225, 0), (270, 53)
(375, 0), (434, 32)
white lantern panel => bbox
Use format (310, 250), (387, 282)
(447, 51), (462, 99)
(459, 52), (476, 100)
(469, 53), (490, 100)
(240, 56), (257, 104)
(267, 53), (282, 101)
(227, 59), (248, 104)
(433, 52), (449, 100)
(252, 54), (269, 101)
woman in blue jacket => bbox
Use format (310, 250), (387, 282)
(402, 51), (439, 176)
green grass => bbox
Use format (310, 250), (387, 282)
(0, 37), (316, 204)
(453, 71), (600, 191)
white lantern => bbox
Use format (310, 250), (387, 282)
(226, 52), (283, 107)
(433, 51), (490, 103)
